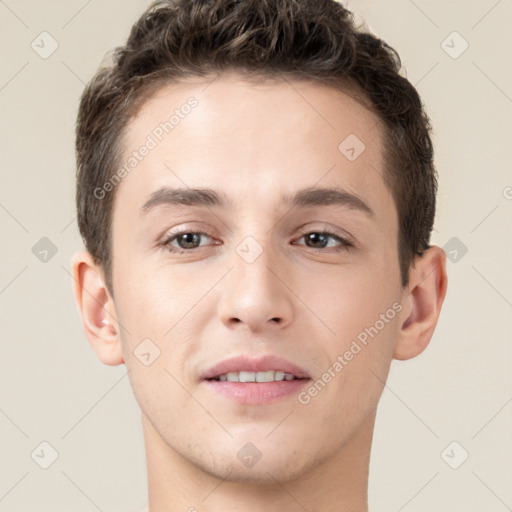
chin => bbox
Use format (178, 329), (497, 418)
(194, 447), (318, 485)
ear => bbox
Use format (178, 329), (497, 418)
(70, 251), (124, 366)
(393, 245), (448, 361)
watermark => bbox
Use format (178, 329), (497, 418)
(93, 96), (199, 200)
(440, 441), (469, 469)
(32, 236), (58, 263)
(440, 31), (469, 60)
(236, 235), (264, 264)
(31, 31), (59, 59)
(133, 338), (161, 366)
(298, 301), (402, 405)
(31, 441), (59, 469)
(338, 133), (366, 161)
(237, 442), (262, 468)
(443, 236), (468, 263)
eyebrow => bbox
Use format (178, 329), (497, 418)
(140, 185), (374, 218)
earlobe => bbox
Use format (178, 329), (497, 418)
(393, 246), (448, 361)
(70, 251), (125, 366)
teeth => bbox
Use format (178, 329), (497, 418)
(215, 371), (297, 382)
(239, 371), (256, 382)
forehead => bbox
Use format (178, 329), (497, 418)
(115, 73), (395, 227)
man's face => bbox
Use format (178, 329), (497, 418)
(110, 73), (405, 482)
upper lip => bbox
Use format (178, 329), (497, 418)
(201, 355), (311, 380)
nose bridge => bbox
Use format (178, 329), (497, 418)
(218, 232), (293, 330)
(233, 233), (281, 301)
(234, 234), (277, 292)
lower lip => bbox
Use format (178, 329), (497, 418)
(202, 379), (311, 405)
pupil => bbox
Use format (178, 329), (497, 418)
(308, 233), (327, 248)
(180, 233), (198, 248)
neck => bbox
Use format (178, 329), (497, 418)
(142, 410), (375, 512)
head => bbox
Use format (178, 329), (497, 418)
(72, 0), (447, 487)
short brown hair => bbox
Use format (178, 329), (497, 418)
(76, 0), (437, 295)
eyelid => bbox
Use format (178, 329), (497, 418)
(160, 222), (215, 241)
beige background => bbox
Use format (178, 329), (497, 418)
(1, 1), (511, 511)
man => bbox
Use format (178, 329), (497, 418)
(71, 0), (447, 510)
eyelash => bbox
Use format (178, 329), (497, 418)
(161, 228), (354, 254)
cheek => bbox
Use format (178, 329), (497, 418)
(300, 312), (399, 433)
(113, 262), (208, 381)
(114, 257), (202, 330)
(313, 272), (401, 401)
(310, 265), (400, 338)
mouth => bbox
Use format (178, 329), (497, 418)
(201, 354), (310, 380)
(207, 370), (304, 382)
(201, 355), (311, 405)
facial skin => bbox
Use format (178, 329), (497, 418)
(72, 72), (447, 512)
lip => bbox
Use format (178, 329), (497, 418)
(200, 355), (311, 405)
(203, 379), (310, 405)
(200, 355), (311, 380)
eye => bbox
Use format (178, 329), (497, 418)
(162, 231), (214, 253)
(294, 230), (353, 251)
(160, 228), (353, 254)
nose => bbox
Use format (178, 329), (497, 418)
(217, 237), (294, 333)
